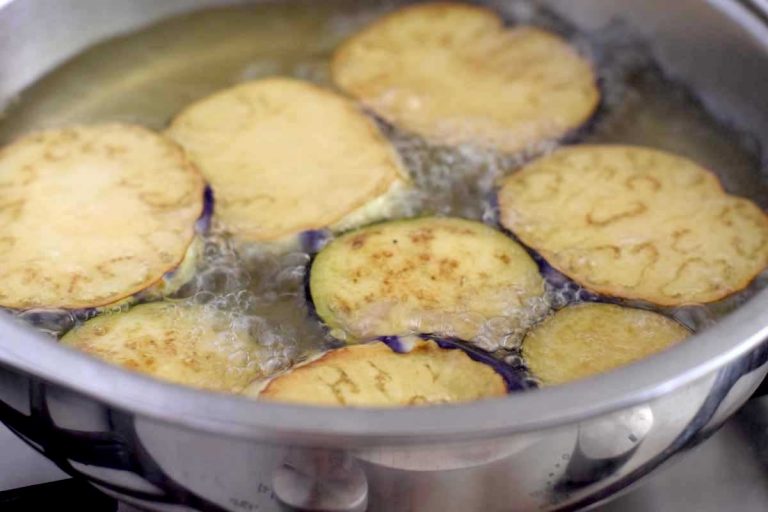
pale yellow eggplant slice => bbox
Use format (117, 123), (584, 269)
(61, 302), (263, 393)
(523, 303), (690, 385)
(498, 145), (768, 305)
(252, 338), (506, 406)
(0, 124), (205, 310)
(309, 217), (545, 342)
(332, 2), (599, 153)
(167, 77), (410, 246)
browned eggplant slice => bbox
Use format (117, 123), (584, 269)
(309, 217), (545, 343)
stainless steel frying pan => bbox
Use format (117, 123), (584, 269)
(1, 1), (768, 510)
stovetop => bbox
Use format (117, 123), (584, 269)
(2, 398), (767, 512)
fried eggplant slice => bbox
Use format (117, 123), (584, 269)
(498, 145), (768, 305)
(0, 125), (205, 310)
(523, 303), (689, 385)
(332, 2), (599, 153)
(167, 77), (410, 245)
(61, 302), (263, 393)
(309, 217), (545, 342)
(252, 338), (506, 406)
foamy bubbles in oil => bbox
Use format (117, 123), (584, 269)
(168, 229), (327, 376)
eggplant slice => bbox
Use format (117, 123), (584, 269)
(498, 145), (768, 305)
(252, 338), (506, 407)
(61, 302), (263, 393)
(522, 303), (689, 385)
(332, 2), (599, 153)
(0, 125), (205, 310)
(167, 77), (411, 246)
(309, 217), (545, 342)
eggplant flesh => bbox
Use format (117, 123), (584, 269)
(308, 217), (546, 344)
(252, 337), (508, 407)
(166, 77), (412, 248)
(522, 303), (690, 385)
(10, 188), (212, 336)
(61, 301), (263, 393)
(498, 145), (768, 305)
(0, 124), (206, 310)
(332, 2), (600, 154)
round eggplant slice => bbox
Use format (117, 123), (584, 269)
(332, 2), (599, 154)
(61, 302), (263, 393)
(309, 217), (545, 342)
(252, 338), (506, 407)
(167, 77), (410, 246)
(0, 125), (205, 310)
(522, 303), (690, 386)
(498, 145), (768, 305)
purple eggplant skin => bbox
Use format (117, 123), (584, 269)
(378, 335), (405, 353)
(195, 185), (215, 234)
(299, 229), (333, 325)
(303, 252), (322, 324)
(378, 335), (536, 393)
(299, 229), (331, 254)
